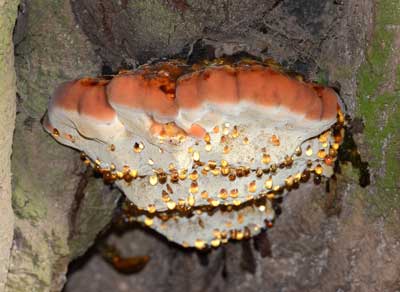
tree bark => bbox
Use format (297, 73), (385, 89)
(0, 1), (19, 291)
(5, 0), (400, 291)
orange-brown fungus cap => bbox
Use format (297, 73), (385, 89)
(197, 67), (239, 104)
(175, 73), (202, 109)
(108, 73), (179, 119)
(174, 64), (338, 121)
(53, 78), (116, 121)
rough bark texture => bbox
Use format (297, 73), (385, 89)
(7, 1), (120, 291)
(7, 0), (400, 291)
(0, 1), (19, 291)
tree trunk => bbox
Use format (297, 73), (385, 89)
(0, 1), (19, 291)
(3, 0), (400, 291)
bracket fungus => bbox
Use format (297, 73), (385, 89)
(43, 58), (344, 249)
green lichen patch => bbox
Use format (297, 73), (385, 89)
(356, 0), (400, 223)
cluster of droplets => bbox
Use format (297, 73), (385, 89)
(56, 109), (346, 249)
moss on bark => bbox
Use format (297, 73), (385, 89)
(356, 0), (400, 225)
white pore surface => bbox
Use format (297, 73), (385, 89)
(46, 97), (338, 247)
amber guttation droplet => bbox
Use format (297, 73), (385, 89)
(248, 181), (257, 193)
(189, 170), (199, 181)
(210, 168), (220, 176)
(129, 169), (138, 178)
(213, 229), (221, 238)
(192, 151), (200, 161)
(144, 217), (153, 226)
(210, 199), (220, 207)
(301, 170), (311, 182)
(228, 173), (236, 181)
(306, 146), (313, 156)
(116, 171), (123, 179)
(201, 168), (208, 176)
(195, 239), (206, 250)
(201, 191), (209, 199)
(149, 175), (158, 186)
(284, 155), (293, 167)
(133, 142), (145, 153)
(271, 134), (280, 146)
(231, 126), (239, 138)
(273, 185), (280, 192)
(147, 204), (156, 213)
(167, 201), (176, 210)
(178, 169), (187, 180)
(237, 213), (244, 224)
(285, 176), (294, 188)
(218, 189), (229, 200)
(170, 171), (179, 183)
(324, 156), (333, 166)
(224, 145), (231, 154)
(166, 184), (173, 194)
(266, 221), (273, 228)
(264, 177), (273, 189)
(211, 238), (221, 247)
(178, 198), (186, 207)
(190, 182), (199, 194)
(314, 164), (323, 175)
(230, 229), (237, 239)
(244, 227), (251, 239)
(221, 166), (230, 176)
(158, 172), (167, 184)
(262, 153), (271, 164)
(204, 133), (211, 143)
(230, 189), (239, 198)
(236, 230), (244, 240)
(317, 149), (326, 159)
(93, 163), (101, 173)
(161, 190), (170, 202)
(266, 192), (275, 200)
(318, 131), (329, 143)
(168, 163), (176, 171)
(52, 128), (60, 137)
(233, 199), (241, 206)
(329, 147), (337, 157)
(123, 173), (133, 183)
(187, 195), (195, 206)
(208, 160), (217, 170)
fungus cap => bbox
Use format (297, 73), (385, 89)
(44, 59), (344, 248)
